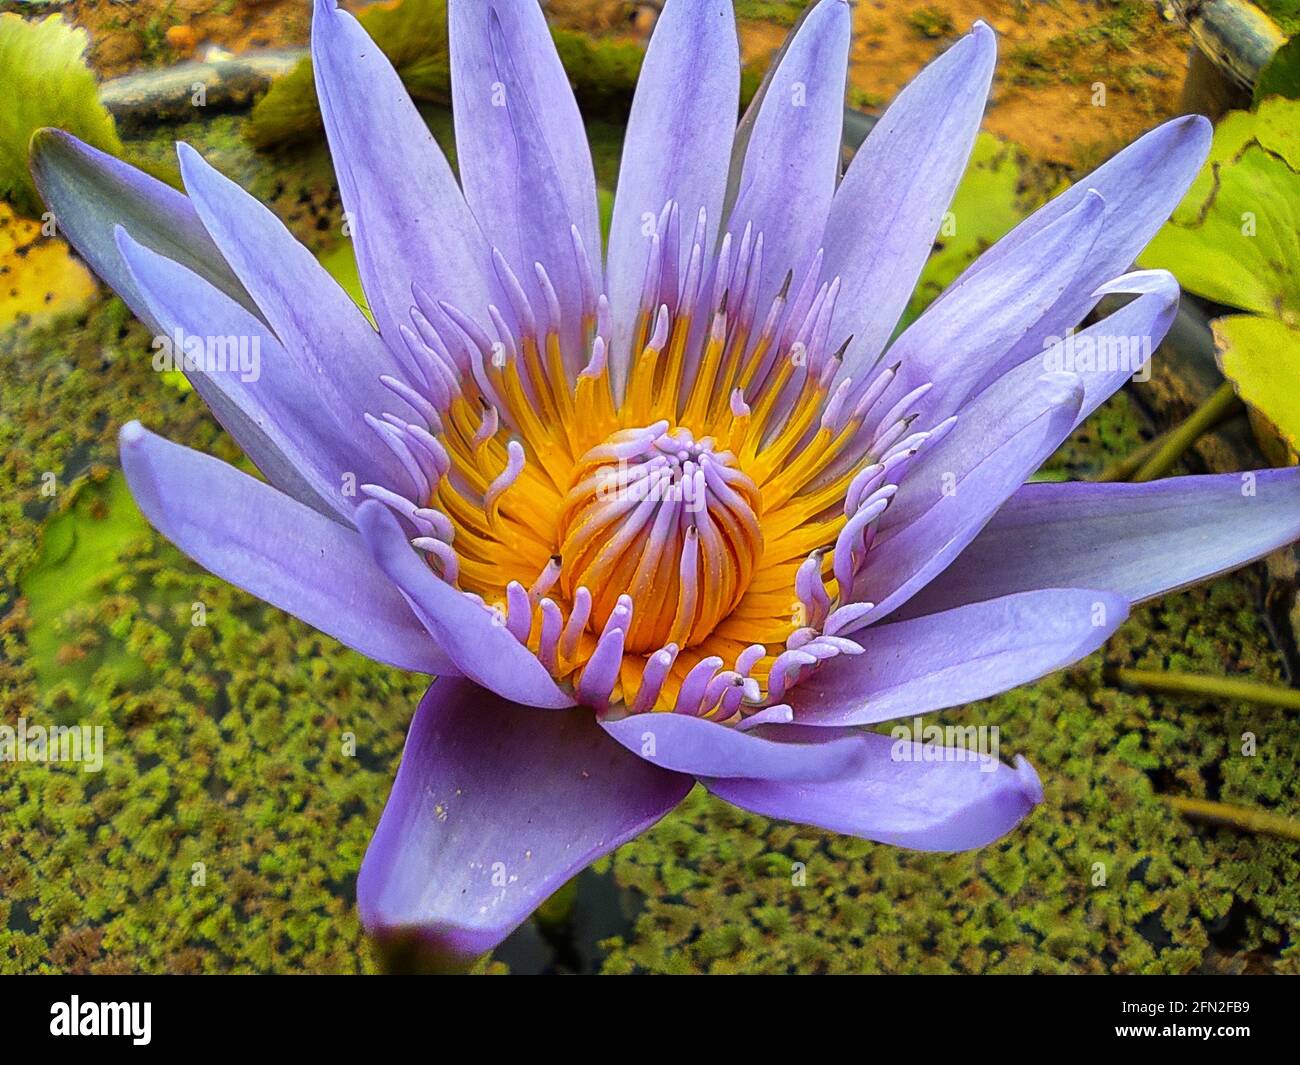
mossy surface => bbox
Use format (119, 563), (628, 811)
(3, 112), (1300, 976)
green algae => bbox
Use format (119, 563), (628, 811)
(0, 12), (124, 220)
(3, 110), (1300, 976)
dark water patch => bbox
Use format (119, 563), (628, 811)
(495, 867), (641, 975)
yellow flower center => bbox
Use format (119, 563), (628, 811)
(556, 426), (763, 654)
(395, 217), (926, 714)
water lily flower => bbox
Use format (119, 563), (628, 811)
(32, 0), (1300, 969)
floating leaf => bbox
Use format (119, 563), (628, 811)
(1140, 98), (1300, 320)
(0, 12), (123, 218)
(1213, 313), (1300, 462)
(19, 472), (151, 698)
(0, 200), (96, 328)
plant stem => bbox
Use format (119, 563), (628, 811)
(1165, 796), (1300, 842)
(1109, 667), (1300, 711)
(1130, 381), (1240, 482)
(1092, 432), (1165, 482)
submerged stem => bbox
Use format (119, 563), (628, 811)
(1165, 796), (1300, 842)
(1109, 667), (1300, 711)
(1091, 432), (1164, 483)
(1130, 381), (1240, 482)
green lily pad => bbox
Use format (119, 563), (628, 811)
(0, 12), (123, 219)
(1213, 313), (1300, 462)
(19, 471), (151, 702)
(1140, 99), (1300, 321)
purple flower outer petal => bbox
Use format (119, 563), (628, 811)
(28, 129), (258, 321)
(826, 22), (995, 383)
(355, 500), (575, 709)
(791, 588), (1129, 727)
(606, 0), (739, 393)
(1050, 269), (1179, 433)
(119, 422), (453, 675)
(26, 135), (334, 514)
(896, 469), (1300, 620)
(602, 710), (873, 782)
(930, 271), (1178, 450)
(883, 190), (1105, 422)
(727, 0), (850, 314)
(705, 733), (1042, 852)
(358, 676), (692, 968)
(449, 0), (601, 317)
(855, 369), (1085, 623)
(961, 114), (1211, 390)
(311, 0), (503, 349)
(175, 143), (415, 435)
(113, 227), (404, 520)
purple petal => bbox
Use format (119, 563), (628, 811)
(794, 589), (1128, 726)
(28, 129), (257, 322)
(606, 0), (739, 388)
(897, 469), (1300, 619)
(449, 0), (600, 327)
(883, 189), (1105, 422)
(961, 114), (1211, 391)
(857, 370), (1085, 622)
(311, 0), (501, 347)
(1047, 269), (1179, 432)
(119, 422), (451, 674)
(707, 732), (1042, 851)
(602, 710), (872, 781)
(826, 22), (995, 380)
(355, 500), (575, 709)
(176, 143), (413, 429)
(113, 228), (408, 519)
(727, 0), (850, 309)
(359, 677), (692, 968)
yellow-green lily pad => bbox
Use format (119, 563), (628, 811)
(1213, 313), (1300, 463)
(0, 200), (97, 328)
(1141, 98), (1300, 321)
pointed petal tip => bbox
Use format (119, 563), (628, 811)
(1176, 111), (1214, 142)
(1090, 267), (1179, 300)
(1015, 755), (1043, 806)
(970, 19), (997, 47)
(1146, 112), (1212, 169)
(27, 125), (65, 161)
(119, 420), (146, 449)
(174, 140), (206, 181)
(110, 221), (133, 252)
